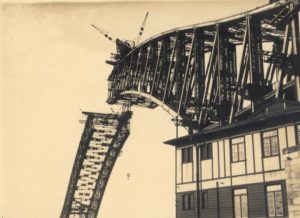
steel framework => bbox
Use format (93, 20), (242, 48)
(60, 110), (132, 218)
(61, 1), (300, 218)
(107, 0), (300, 130)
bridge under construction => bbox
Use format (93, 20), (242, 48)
(61, 0), (300, 217)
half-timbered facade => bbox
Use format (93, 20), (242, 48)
(166, 100), (300, 218)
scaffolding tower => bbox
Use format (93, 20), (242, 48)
(60, 110), (132, 218)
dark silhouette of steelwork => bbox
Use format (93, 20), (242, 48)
(60, 110), (132, 218)
(61, 1), (300, 218)
(107, 0), (300, 130)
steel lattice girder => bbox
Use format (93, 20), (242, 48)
(60, 111), (132, 218)
(107, 0), (300, 130)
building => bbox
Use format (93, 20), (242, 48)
(165, 99), (300, 218)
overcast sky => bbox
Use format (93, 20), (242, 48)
(1, 1), (268, 217)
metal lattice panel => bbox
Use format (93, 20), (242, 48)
(107, 0), (300, 130)
(61, 110), (132, 218)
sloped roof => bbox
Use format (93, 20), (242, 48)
(165, 99), (300, 147)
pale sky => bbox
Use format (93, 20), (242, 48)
(1, 1), (268, 217)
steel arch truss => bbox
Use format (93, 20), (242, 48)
(60, 111), (132, 218)
(107, 0), (300, 130)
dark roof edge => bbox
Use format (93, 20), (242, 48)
(164, 109), (300, 147)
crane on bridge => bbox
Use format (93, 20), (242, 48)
(106, 0), (300, 130)
(91, 11), (149, 66)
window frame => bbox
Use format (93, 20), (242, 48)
(200, 143), (212, 160)
(295, 124), (300, 145)
(262, 129), (280, 158)
(233, 188), (248, 218)
(266, 184), (284, 217)
(230, 136), (246, 163)
(182, 147), (193, 164)
(182, 193), (194, 211)
(201, 191), (208, 209)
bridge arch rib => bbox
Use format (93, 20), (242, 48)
(107, 0), (300, 130)
(118, 90), (182, 119)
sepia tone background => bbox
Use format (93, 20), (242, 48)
(0, 1), (268, 217)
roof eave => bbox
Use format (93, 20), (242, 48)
(164, 109), (300, 147)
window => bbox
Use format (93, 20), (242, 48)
(182, 193), (194, 211)
(182, 147), (193, 164)
(201, 192), (208, 209)
(267, 185), (284, 217)
(262, 130), (279, 157)
(234, 189), (248, 218)
(296, 124), (300, 145)
(201, 143), (212, 160)
(231, 137), (245, 162)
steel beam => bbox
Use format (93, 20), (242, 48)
(163, 35), (178, 102)
(178, 32), (195, 114)
(150, 41), (163, 95)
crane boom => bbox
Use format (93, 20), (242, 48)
(135, 12), (149, 45)
(91, 12), (149, 65)
(91, 24), (116, 43)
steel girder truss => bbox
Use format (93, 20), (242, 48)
(107, 0), (300, 130)
(60, 111), (132, 218)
